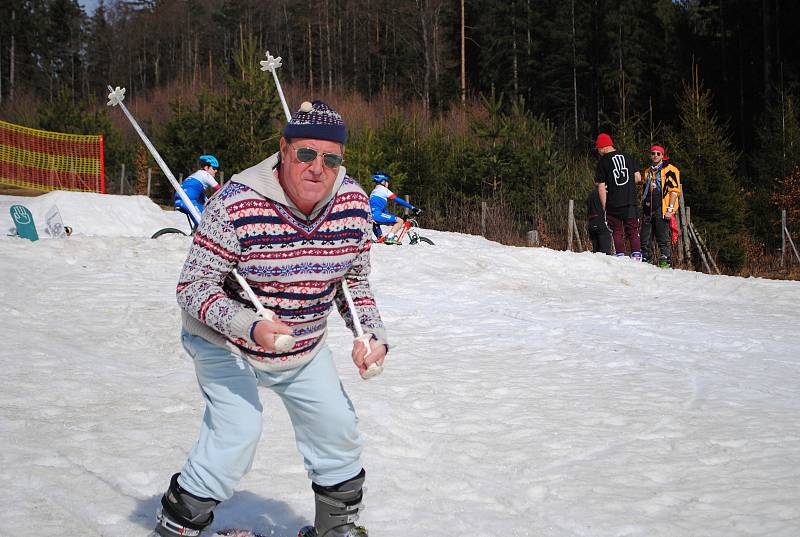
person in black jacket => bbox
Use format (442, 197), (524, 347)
(593, 133), (642, 259)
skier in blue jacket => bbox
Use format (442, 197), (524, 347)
(175, 155), (221, 223)
(368, 171), (419, 244)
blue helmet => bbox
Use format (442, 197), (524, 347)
(199, 154), (219, 169)
(372, 171), (390, 183)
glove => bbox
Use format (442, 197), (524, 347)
(412, 207), (422, 216)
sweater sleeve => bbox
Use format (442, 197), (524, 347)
(334, 214), (388, 347)
(176, 194), (261, 344)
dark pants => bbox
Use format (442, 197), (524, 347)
(606, 213), (640, 256)
(587, 219), (614, 255)
(640, 207), (672, 262)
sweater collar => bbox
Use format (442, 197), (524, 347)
(228, 152), (347, 219)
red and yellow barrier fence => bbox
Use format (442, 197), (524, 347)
(0, 120), (105, 193)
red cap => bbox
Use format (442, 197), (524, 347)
(595, 133), (613, 150)
(651, 145), (665, 155)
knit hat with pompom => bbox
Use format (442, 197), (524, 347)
(283, 100), (347, 144)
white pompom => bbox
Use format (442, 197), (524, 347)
(299, 101), (313, 113)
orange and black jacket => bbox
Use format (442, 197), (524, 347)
(642, 163), (681, 217)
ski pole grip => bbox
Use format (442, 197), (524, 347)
(361, 363), (384, 380)
(257, 310), (296, 353)
(356, 334), (384, 380)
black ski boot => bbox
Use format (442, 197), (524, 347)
(155, 473), (219, 537)
(297, 469), (368, 537)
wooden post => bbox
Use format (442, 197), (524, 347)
(786, 233), (800, 265)
(683, 204), (693, 264)
(119, 163), (125, 195)
(784, 218), (800, 265)
(693, 223), (720, 275)
(480, 201), (487, 236)
(147, 167), (152, 198)
(690, 222), (720, 274)
(404, 195), (411, 216)
(676, 205), (685, 264)
(687, 223), (711, 273)
(781, 209), (787, 267)
(527, 230), (540, 247)
(567, 199), (574, 251)
(572, 216), (583, 251)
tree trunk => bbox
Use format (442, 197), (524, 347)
(308, 21), (313, 92)
(318, 9), (324, 94)
(571, 0), (578, 140)
(417, 0), (431, 114)
(10, 10), (15, 101)
(326, 3), (332, 93)
(512, 1), (518, 97)
(460, 0), (465, 103)
(762, 0), (772, 106)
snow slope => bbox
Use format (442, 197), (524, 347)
(0, 192), (798, 537)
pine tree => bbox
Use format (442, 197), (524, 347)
(668, 71), (746, 272)
(751, 94), (800, 247)
(85, 0), (114, 100)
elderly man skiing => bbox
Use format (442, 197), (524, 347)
(154, 100), (387, 537)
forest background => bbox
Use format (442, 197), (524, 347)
(1, 0), (799, 277)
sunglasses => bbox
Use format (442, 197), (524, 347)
(651, 151), (662, 156)
(292, 146), (344, 169)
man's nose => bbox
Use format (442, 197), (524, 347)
(309, 154), (325, 174)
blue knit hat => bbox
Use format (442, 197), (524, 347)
(283, 100), (347, 145)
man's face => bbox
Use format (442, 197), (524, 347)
(204, 165), (218, 176)
(279, 137), (343, 213)
(651, 150), (663, 165)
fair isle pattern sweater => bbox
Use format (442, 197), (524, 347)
(176, 153), (386, 372)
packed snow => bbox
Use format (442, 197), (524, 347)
(1, 191), (799, 537)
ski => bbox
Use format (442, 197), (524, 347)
(213, 529), (271, 537)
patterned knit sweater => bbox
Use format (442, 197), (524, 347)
(176, 152), (386, 372)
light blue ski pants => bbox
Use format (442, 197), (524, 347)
(176, 331), (364, 501)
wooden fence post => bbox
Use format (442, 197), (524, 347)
(147, 167), (152, 198)
(676, 204), (684, 264)
(680, 197), (691, 264)
(567, 199), (574, 251)
(687, 221), (711, 273)
(782, 209), (787, 267)
(689, 222), (720, 274)
(480, 201), (487, 237)
(783, 211), (800, 265)
(119, 163), (125, 195)
(573, 213), (584, 251)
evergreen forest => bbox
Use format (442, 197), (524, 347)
(1, 0), (799, 276)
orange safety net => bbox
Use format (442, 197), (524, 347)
(0, 120), (105, 193)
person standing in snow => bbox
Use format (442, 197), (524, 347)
(154, 100), (386, 537)
(593, 133), (643, 259)
(368, 171), (420, 244)
(174, 154), (221, 219)
(640, 145), (681, 267)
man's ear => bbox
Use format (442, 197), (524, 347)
(279, 137), (288, 155)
